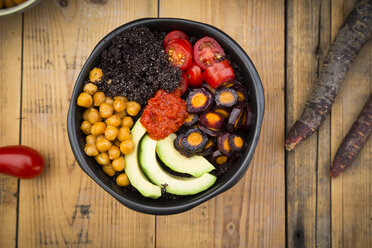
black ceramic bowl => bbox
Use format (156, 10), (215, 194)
(67, 18), (264, 215)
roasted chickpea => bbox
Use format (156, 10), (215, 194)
(115, 111), (127, 119)
(96, 137), (112, 152)
(77, 92), (93, 108)
(102, 164), (116, 177)
(91, 122), (106, 136)
(116, 173), (130, 187)
(121, 116), (134, 128)
(120, 139), (134, 155)
(108, 145), (121, 160)
(88, 108), (102, 124)
(105, 97), (114, 105)
(99, 103), (113, 118)
(117, 126), (131, 141)
(113, 99), (126, 113)
(96, 134), (105, 141)
(126, 101), (141, 116)
(80, 121), (92, 135)
(95, 152), (110, 165)
(114, 96), (128, 102)
(82, 109), (91, 121)
(86, 135), (97, 145)
(84, 144), (99, 156)
(105, 115), (121, 127)
(93, 92), (105, 106)
(105, 125), (119, 141)
(83, 83), (98, 95)
(112, 157), (125, 172)
(89, 67), (103, 83)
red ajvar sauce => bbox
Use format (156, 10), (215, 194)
(140, 89), (188, 140)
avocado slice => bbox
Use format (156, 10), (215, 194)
(124, 120), (161, 199)
(156, 133), (215, 177)
(139, 135), (217, 195)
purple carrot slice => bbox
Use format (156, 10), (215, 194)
(330, 93), (372, 177)
(286, 0), (372, 151)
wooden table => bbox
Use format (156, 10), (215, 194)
(0, 0), (370, 247)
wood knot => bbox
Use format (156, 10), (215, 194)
(87, 0), (107, 4)
(226, 222), (235, 235)
(59, 0), (68, 7)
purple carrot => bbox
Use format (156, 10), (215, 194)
(286, 0), (372, 151)
(330, 94), (372, 177)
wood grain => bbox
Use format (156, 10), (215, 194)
(158, 0), (285, 247)
(286, 0), (332, 247)
(0, 14), (22, 248)
(18, 1), (157, 247)
(331, 0), (372, 247)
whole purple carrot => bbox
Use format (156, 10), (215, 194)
(330, 94), (372, 177)
(286, 0), (372, 151)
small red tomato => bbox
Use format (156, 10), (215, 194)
(185, 63), (203, 87)
(165, 39), (192, 70)
(0, 145), (44, 179)
(193, 37), (225, 70)
(164, 30), (189, 47)
(203, 60), (235, 89)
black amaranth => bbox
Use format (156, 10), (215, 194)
(97, 26), (182, 105)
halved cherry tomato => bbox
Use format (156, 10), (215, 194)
(203, 60), (235, 89)
(193, 37), (225, 70)
(178, 73), (189, 95)
(164, 30), (189, 47)
(0, 145), (44, 179)
(185, 63), (203, 87)
(172, 73), (189, 96)
(165, 39), (192, 70)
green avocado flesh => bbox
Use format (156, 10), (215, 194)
(156, 133), (215, 177)
(139, 135), (217, 195)
(124, 120), (161, 199)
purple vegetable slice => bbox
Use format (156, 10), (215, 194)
(173, 133), (194, 157)
(186, 88), (214, 113)
(213, 106), (231, 119)
(200, 111), (225, 130)
(227, 103), (245, 132)
(215, 88), (238, 107)
(210, 150), (229, 165)
(198, 138), (216, 156)
(198, 125), (224, 137)
(183, 113), (199, 127)
(180, 128), (208, 153)
(228, 134), (245, 153)
(217, 133), (233, 156)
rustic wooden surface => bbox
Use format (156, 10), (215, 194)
(0, 0), (370, 247)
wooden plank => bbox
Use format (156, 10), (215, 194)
(331, 0), (372, 247)
(18, 1), (157, 247)
(0, 15), (23, 248)
(286, 0), (332, 247)
(158, 0), (285, 247)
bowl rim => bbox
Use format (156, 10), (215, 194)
(67, 17), (265, 215)
(0, 0), (42, 17)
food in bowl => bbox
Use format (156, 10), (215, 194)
(0, 0), (27, 8)
(76, 26), (253, 200)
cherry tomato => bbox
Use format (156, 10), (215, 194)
(165, 39), (192, 70)
(185, 63), (203, 87)
(193, 37), (225, 70)
(0, 145), (44, 179)
(203, 60), (235, 89)
(173, 73), (189, 96)
(164, 30), (189, 47)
